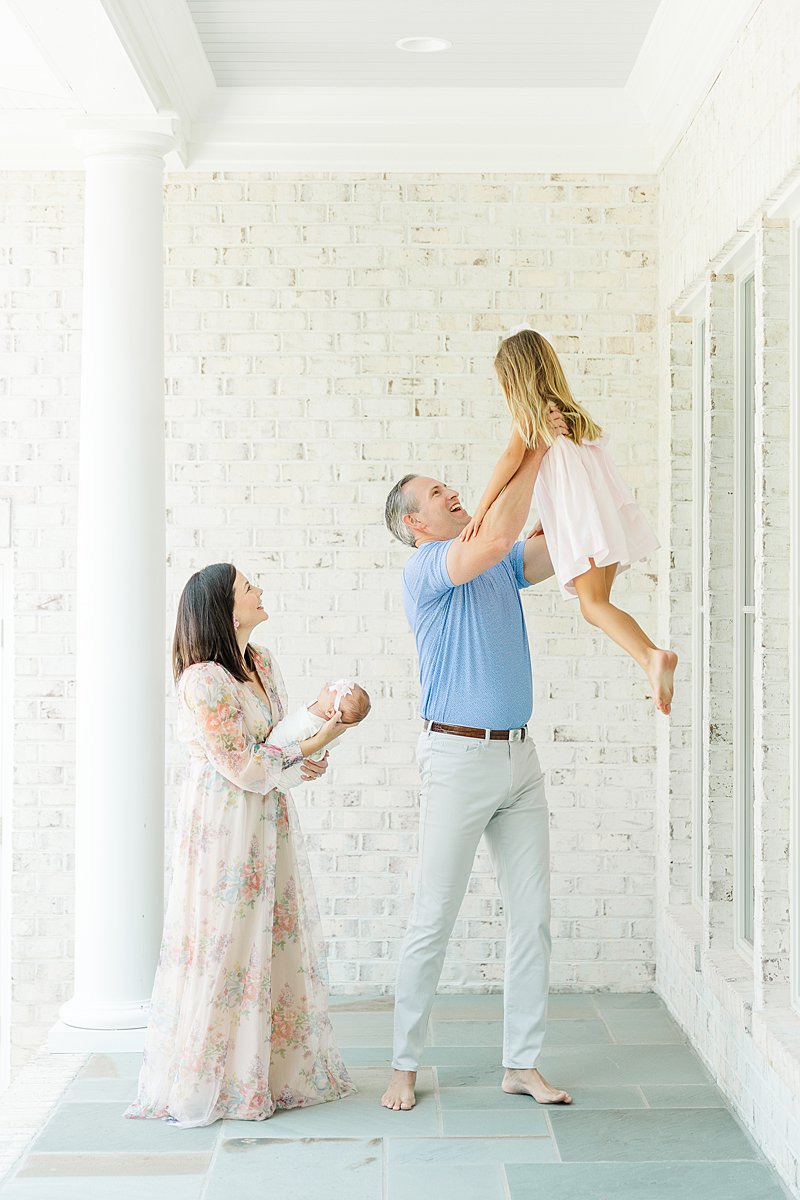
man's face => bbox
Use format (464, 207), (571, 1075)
(403, 477), (470, 543)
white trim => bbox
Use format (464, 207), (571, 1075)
(0, 84), (656, 171)
(100, 0), (216, 123)
(0, 537), (13, 1093)
(790, 216), (800, 1013)
(767, 170), (800, 221)
(733, 264), (756, 960)
(691, 314), (706, 908)
(626, 0), (761, 173)
(186, 85), (652, 173)
(717, 232), (759, 279)
(6, 0), (157, 115)
(675, 280), (706, 319)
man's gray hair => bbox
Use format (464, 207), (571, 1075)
(385, 474), (420, 547)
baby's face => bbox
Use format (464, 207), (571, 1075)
(316, 683), (338, 713)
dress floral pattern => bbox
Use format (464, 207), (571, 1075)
(125, 645), (355, 1128)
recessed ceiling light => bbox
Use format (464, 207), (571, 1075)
(396, 37), (452, 53)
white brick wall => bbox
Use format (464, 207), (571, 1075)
(659, 0), (800, 302)
(1, 169), (660, 1074)
(659, 1), (800, 1193)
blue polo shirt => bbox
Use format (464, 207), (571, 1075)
(402, 538), (533, 729)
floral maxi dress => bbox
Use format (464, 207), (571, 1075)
(125, 646), (355, 1127)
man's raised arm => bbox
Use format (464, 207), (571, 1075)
(446, 404), (567, 586)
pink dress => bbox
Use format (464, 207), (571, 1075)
(534, 435), (659, 600)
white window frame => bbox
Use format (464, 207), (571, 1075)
(767, 181), (800, 1013)
(0, 540), (12, 1093)
(791, 216), (800, 1012)
(733, 260), (757, 959)
(675, 280), (711, 912)
(692, 313), (707, 907)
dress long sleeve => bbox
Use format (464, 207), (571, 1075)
(180, 662), (303, 794)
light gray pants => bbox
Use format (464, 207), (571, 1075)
(392, 730), (551, 1071)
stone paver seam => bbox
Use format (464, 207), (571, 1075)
(380, 1134), (388, 1200)
(431, 1065), (443, 1137)
(542, 1108), (562, 1162)
(637, 1085), (650, 1107)
(596, 1007), (618, 1045)
(197, 1117), (225, 1200)
(500, 1158), (513, 1200)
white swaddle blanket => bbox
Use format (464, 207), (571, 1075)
(270, 679), (355, 789)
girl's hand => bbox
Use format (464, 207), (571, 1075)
(459, 512), (485, 542)
(545, 403), (568, 440)
(526, 520), (544, 540)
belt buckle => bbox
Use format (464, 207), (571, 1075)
(509, 727), (524, 743)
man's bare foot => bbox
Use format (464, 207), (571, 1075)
(502, 1067), (572, 1104)
(381, 1070), (416, 1111)
(646, 648), (678, 715)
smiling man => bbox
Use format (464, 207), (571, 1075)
(381, 406), (572, 1113)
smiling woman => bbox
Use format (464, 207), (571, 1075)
(125, 562), (355, 1127)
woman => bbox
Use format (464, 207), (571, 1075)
(125, 563), (355, 1127)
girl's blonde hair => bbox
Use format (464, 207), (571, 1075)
(494, 329), (603, 448)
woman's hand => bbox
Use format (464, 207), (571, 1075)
(299, 711), (349, 762)
(317, 711), (349, 748)
(300, 752), (329, 782)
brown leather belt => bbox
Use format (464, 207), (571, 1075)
(423, 720), (527, 742)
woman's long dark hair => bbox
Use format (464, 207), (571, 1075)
(172, 563), (256, 683)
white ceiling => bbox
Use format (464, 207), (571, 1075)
(0, 1), (77, 109)
(186, 0), (662, 89)
(0, 0), (762, 171)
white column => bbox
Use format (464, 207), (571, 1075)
(57, 129), (173, 1037)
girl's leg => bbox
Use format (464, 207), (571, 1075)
(573, 561), (678, 714)
(603, 563), (617, 600)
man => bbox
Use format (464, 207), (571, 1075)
(381, 406), (572, 1112)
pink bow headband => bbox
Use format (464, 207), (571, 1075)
(328, 678), (355, 712)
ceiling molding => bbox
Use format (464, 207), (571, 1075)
(187, 85), (653, 173)
(99, 0), (215, 122)
(625, 0), (763, 171)
(6, 0), (156, 115)
(0, 110), (182, 170)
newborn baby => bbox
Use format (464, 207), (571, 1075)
(271, 678), (371, 789)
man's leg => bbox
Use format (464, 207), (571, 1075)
(483, 738), (571, 1104)
(382, 734), (505, 1110)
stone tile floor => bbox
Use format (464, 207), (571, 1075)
(0, 992), (793, 1199)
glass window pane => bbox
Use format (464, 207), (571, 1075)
(693, 318), (706, 904)
(741, 274), (756, 946)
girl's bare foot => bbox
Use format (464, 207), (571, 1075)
(502, 1067), (572, 1104)
(381, 1069), (416, 1111)
(646, 648), (678, 715)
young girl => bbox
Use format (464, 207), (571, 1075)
(461, 325), (677, 715)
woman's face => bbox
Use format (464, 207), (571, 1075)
(232, 571), (267, 633)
